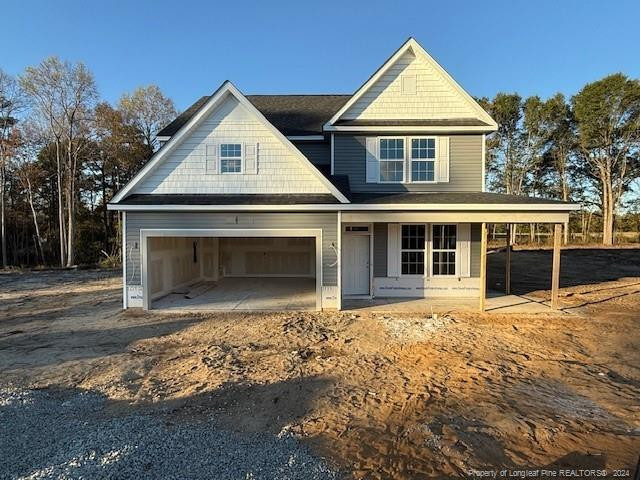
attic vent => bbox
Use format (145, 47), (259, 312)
(401, 74), (417, 95)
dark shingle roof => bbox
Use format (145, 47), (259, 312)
(247, 95), (350, 136)
(350, 192), (573, 205)
(119, 194), (340, 205)
(158, 94), (351, 137)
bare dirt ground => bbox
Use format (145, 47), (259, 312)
(1, 249), (639, 479)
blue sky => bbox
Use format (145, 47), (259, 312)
(4, 0), (640, 111)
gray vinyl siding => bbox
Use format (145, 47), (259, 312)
(293, 141), (330, 166)
(125, 212), (338, 286)
(333, 134), (483, 192)
(373, 223), (388, 277)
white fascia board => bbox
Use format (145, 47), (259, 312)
(324, 38), (498, 130)
(112, 81), (349, 204)
(108, 202), (580, 212)
(323, 124), (498, 133)
(287, 135), (325, 141)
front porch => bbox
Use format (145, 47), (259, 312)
(343, 290), (563, 314)
(339, 208), (572, 312)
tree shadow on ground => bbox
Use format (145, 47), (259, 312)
(0, 314), (203, 370)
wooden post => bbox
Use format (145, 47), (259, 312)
(479, 222), (488, 312)
(505, 223), (511, 295)
(551, 223), (562, 309)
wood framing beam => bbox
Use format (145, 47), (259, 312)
(551, 223), (562, 309)
(479, 222), (488, 312)
(505, 223), (511, 295)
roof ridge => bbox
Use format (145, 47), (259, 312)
(246, 94), (352, 97)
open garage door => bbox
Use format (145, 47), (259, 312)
(140, 229), (322, 311)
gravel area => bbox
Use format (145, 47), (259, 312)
(0, 386), (340, 480)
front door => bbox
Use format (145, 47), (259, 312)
(343, 234), (370, 295)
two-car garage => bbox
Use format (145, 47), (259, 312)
(138, 229), (322, 311)
(122, 212), (340, 312)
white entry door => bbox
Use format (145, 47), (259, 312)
(343, 234), (370, 295)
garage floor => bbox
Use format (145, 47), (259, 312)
(152, 277), (316, 311)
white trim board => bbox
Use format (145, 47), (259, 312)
(139, 228), (323, 312)
(324, 125), (496, 133)
(111, 81), (349, 204)
(109, 202), (579, 213)
(324, 38), (498, 131)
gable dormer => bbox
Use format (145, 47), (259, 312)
(325, 38), (496, 132)
(112, 82), (348, 204)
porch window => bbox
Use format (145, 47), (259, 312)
(220, 143), (242, 173)
(411, 138), (436, 182)
(401, 224), (425, 275)
(379, 138), (404, 182)
(432, 224), (457, 275)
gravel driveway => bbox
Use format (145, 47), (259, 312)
(0, 386), (339, 480)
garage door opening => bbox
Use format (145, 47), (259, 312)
(143, 233), (319, 311)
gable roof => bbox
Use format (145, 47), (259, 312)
(325, 37), (498, 131)
(111, 81), (350, 204)
(158, 94), (350, 138)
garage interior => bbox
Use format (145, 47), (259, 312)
(148, 236), (317, 311)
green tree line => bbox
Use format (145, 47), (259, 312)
(478, 74), (640, 245)
(0, 60), (639, 268)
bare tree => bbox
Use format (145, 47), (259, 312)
(118, 85), (177, 150)
(21, 57), (97, 266)
(13, 122), (46, 264)
(0, 69), (26, 268)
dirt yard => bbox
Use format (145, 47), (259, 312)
(1, 248), (639, 479)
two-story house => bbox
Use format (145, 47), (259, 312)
(108, 38), (576, 311)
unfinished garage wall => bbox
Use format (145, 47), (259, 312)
(219, 237), (315, 277)
(148, 237), (201, 299)
(201, 237), (219, 281)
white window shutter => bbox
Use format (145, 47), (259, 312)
(244, 142), (258, 174)
(457, 223), (471, 277)
(365, 137), (379, 183)
(206, 143), (218, 174)
(437, 136), (450, 183)
(387, 223), (400, 277)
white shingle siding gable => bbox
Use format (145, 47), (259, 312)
(342, 51), (478, 121)
(134, 95), (331, 195)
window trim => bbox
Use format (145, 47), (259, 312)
(400, 223), (427, 277)
(378, 136), (406, 184)
(409, 136), (437, 184)
(431, 223), (457, 277)
(219, 142), (244, 174)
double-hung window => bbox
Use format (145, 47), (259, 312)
(220, 143), (242, 173)
(401, 224), (425, 275)
(411, 138), (436, 182)
(432, 224), (457, 276)
(379, 138), (404, 182)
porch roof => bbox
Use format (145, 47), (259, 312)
(349, 191), (572, 206)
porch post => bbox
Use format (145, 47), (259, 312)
(505, 223), (511, 295)
(551, 223), (562, 309)
(479, 222), (488, 312)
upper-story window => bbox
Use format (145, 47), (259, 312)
(220, 143), (242, 173)
(379, 138), (404, 183)
(411, 138), (436, 182)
